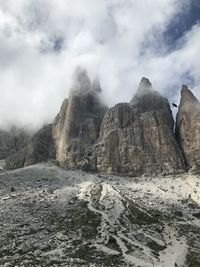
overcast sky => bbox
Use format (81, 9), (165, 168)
(0, 0), (200, 129)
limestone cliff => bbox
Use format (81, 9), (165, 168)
(95, 78), (185, 176)
(5, 73), (193, 177)
(6, 124), (54, 170)
(176, 85), (200, 170)
(52, 67), (107, 170)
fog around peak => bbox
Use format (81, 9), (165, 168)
(0, 0), (200, 130)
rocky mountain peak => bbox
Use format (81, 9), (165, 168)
(130, 78), (169, 114)
(7, 69), (200, 177)
(70, 66), (91, 95)
(176, 85), (200, 170)
(96, 78), (185, 176)
(140, 76), (152, 87)
(182, 84), (189, 92)
(52, 68), (107, 169)
(70, 68), (102, 97)
(135, 77), (153, 97)
(180, 84), (199, 105)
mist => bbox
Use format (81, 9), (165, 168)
(0, 0), (200, 130)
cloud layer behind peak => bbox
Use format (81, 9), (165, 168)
(0, 0), (199, 129)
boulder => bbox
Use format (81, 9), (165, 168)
(6, 124), (54, 170)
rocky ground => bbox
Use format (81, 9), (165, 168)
(0, 163), (200, 267)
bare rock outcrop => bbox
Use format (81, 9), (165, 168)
(0, 127), (30, 160)
(176, 85), (200, 170)
(5, 72), (190, 177)
(95, 78), (185, 176)
(6, 124), (54, 170)
(52, 67), (107, 170)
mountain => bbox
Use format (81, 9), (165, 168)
(4, 70), (200, 177)
(95, 78), (185, 176)
(52, 67), (107, 171)
(51, 73), (189, 177)
(1, 72), (200, 267)
(176, 85), (200, 172)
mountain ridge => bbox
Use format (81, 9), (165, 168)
(3, 68), (200, 176)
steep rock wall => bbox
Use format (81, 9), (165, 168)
(52, 67), (107, 170)
(94, 78), (185, 176)
(176, 85), (200, 170)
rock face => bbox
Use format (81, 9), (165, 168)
(0, 127), (30, 160)
(52, 67), (107, 170)
(6, 124), (54, 170)
(5, 71), (192, 177)
(176, 85), (200, 170)
(95, 78), (185, 176)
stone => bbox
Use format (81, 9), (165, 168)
(4, 73), (190, 177)
(176, 85), (200, 170)
(25, 124), (54, 166)
(52, 67), (107, 170)
(0, 127), (30, 160)
(94, 78), (185, 176)
(5, 124), (54, 170)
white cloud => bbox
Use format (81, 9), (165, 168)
(0, 0), (199, 129)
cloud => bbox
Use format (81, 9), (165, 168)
(0, 0), (199, 129)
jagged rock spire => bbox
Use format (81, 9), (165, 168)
(5, 70), (190, 176)
(52, 67), (107, 170)
(180, 84), (199, 105)
(130, 77), (167, 113)
(130, 77), (154, 106)
(97, 77), (185, 176)
(70, 66), (91, 94)
(140, 77), (152, 87)
(176, 85), (200, 170)
(136, 77), (153, 96)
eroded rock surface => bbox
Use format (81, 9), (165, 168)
(4, 73), (196, 177)
(95, 78), (185, 176)
(0, 163), (199, 266)
(6, 124), (54, 170)
(176, 85), (200, 171)
(0, 127), (30, 160)
(52, 67), (107, 171)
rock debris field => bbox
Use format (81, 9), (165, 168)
(0, 163), (200, 267)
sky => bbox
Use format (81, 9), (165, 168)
(0, 0), (200, 129)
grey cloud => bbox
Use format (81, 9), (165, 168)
(0, 0), (199, 130)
